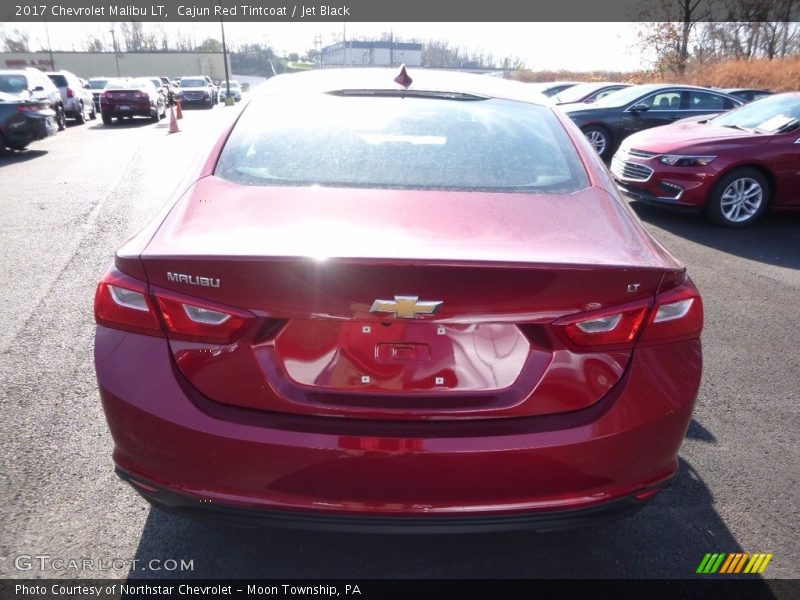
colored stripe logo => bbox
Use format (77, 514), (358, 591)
(697, 553), (773, 574)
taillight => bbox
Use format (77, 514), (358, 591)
(554, 303), (649, 350)
(639, 282), (703, 344)
(95, 268), (256, 344)
(553, 280), (703, 350)
(155, 294), (255, 344)
(66, 88), (74, 98)
(94, 269), (163, 337)
(17, 104), (41, 113)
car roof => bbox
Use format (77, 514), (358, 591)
(722, 87), (772, 93)
(256, 68), (550, 105)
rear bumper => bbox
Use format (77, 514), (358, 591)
(2, 113), (57, 147)
(101, 104), (152, 118)
(96, 328), (702, 529)
(116, 465), (658, 533)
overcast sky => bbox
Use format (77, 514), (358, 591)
(5, 22), (652, 72)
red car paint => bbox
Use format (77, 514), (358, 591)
(94, 69), (703, 531)
(611, 93), (800, 213)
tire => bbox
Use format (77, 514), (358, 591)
(150, 106), (159, 122)
(89, 104), (97, 120)
(101, 114), (112, 125)
(582, 125), (612, 160)
(75, 102), (86, 124)
(707, 168), (769, 228)
(56, 104), (66, 131)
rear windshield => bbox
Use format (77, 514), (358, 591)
(48, 74), (68, 87)
(216, 94), (589, 193)
(105, 79), (149, 90)
(181, 78), (206, 87)
(88, 79), (108, 89)
(0, 74), (29, 94)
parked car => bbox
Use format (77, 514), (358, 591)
(159, 76), (177, 106)
(218, 80), (242, 102)
(87, 77), (110, 112)
(563, 84), (743, 159)
(0, 68), (66, 131)
(204, 75), (220, 104)
(176, 76), (216, 109)
(553, 81), (632, 105)
(611, 92), (800, 227)
(45, 70), (96, 124)
(145, 77), (172, 109)
(720, 88), (773, 104)
(99, 78), (166, 124)
(94, 67), (704, 532)
(0, 91), (58, 151)
(530, 81), (583, 97)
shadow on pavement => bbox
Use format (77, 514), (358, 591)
(0, 148), (48, 165)
(629, 200), (800, 270)
(686, 418), (717, 444)
(125, 457), (772, 586)
(86, 119), (160, 130)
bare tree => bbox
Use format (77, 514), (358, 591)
(83, 36), (106, 52)
(120, 22), (146, 52)
(637, 0), (710, 75)
(1, 28), (31, 52)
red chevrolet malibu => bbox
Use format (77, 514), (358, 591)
(611, 92), (800, 227)
(94, 68), (703, 532)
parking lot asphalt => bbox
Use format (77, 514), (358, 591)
(0, 101), (797, 581)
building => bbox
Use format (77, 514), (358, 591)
(321, 41), (423, 68)
(0, 51), (230, 81)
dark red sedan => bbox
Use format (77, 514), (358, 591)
(611, 92), (800, 227)
(100, 77), (166, 125)
(94, 68), (703, 532)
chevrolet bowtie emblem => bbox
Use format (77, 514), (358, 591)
(369, 296), (443, 319)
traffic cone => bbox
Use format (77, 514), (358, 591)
(175, 99), (183, 120)
(168, 106), (180, 134)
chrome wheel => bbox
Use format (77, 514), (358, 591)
(584, 128), (607, 156)
(720, 177), (763, 223)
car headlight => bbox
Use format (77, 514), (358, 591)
(658, 155), (716, 167)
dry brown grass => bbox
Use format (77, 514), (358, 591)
(511, 57), (800, 92)
(680, 57), (800, 91)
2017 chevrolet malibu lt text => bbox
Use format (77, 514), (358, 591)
(611, 93), (800, 227)
(94, 68), (704, 532)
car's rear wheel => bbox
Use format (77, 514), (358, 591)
(582, 125), (611, 159)
(55, 104), (66, 131)
(707, 168), (769, 228)
(75, 101), (86, 124)
(101, 114), (112, 125)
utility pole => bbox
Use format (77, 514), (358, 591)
(44, 21), (56, 70)
(314, 34), (322, 69)
(217, 1), (233, 105)
(109, 24), (120, 76)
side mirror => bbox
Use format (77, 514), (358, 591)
(630, 103), (650, 113)
(32, 85), (44, 92)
